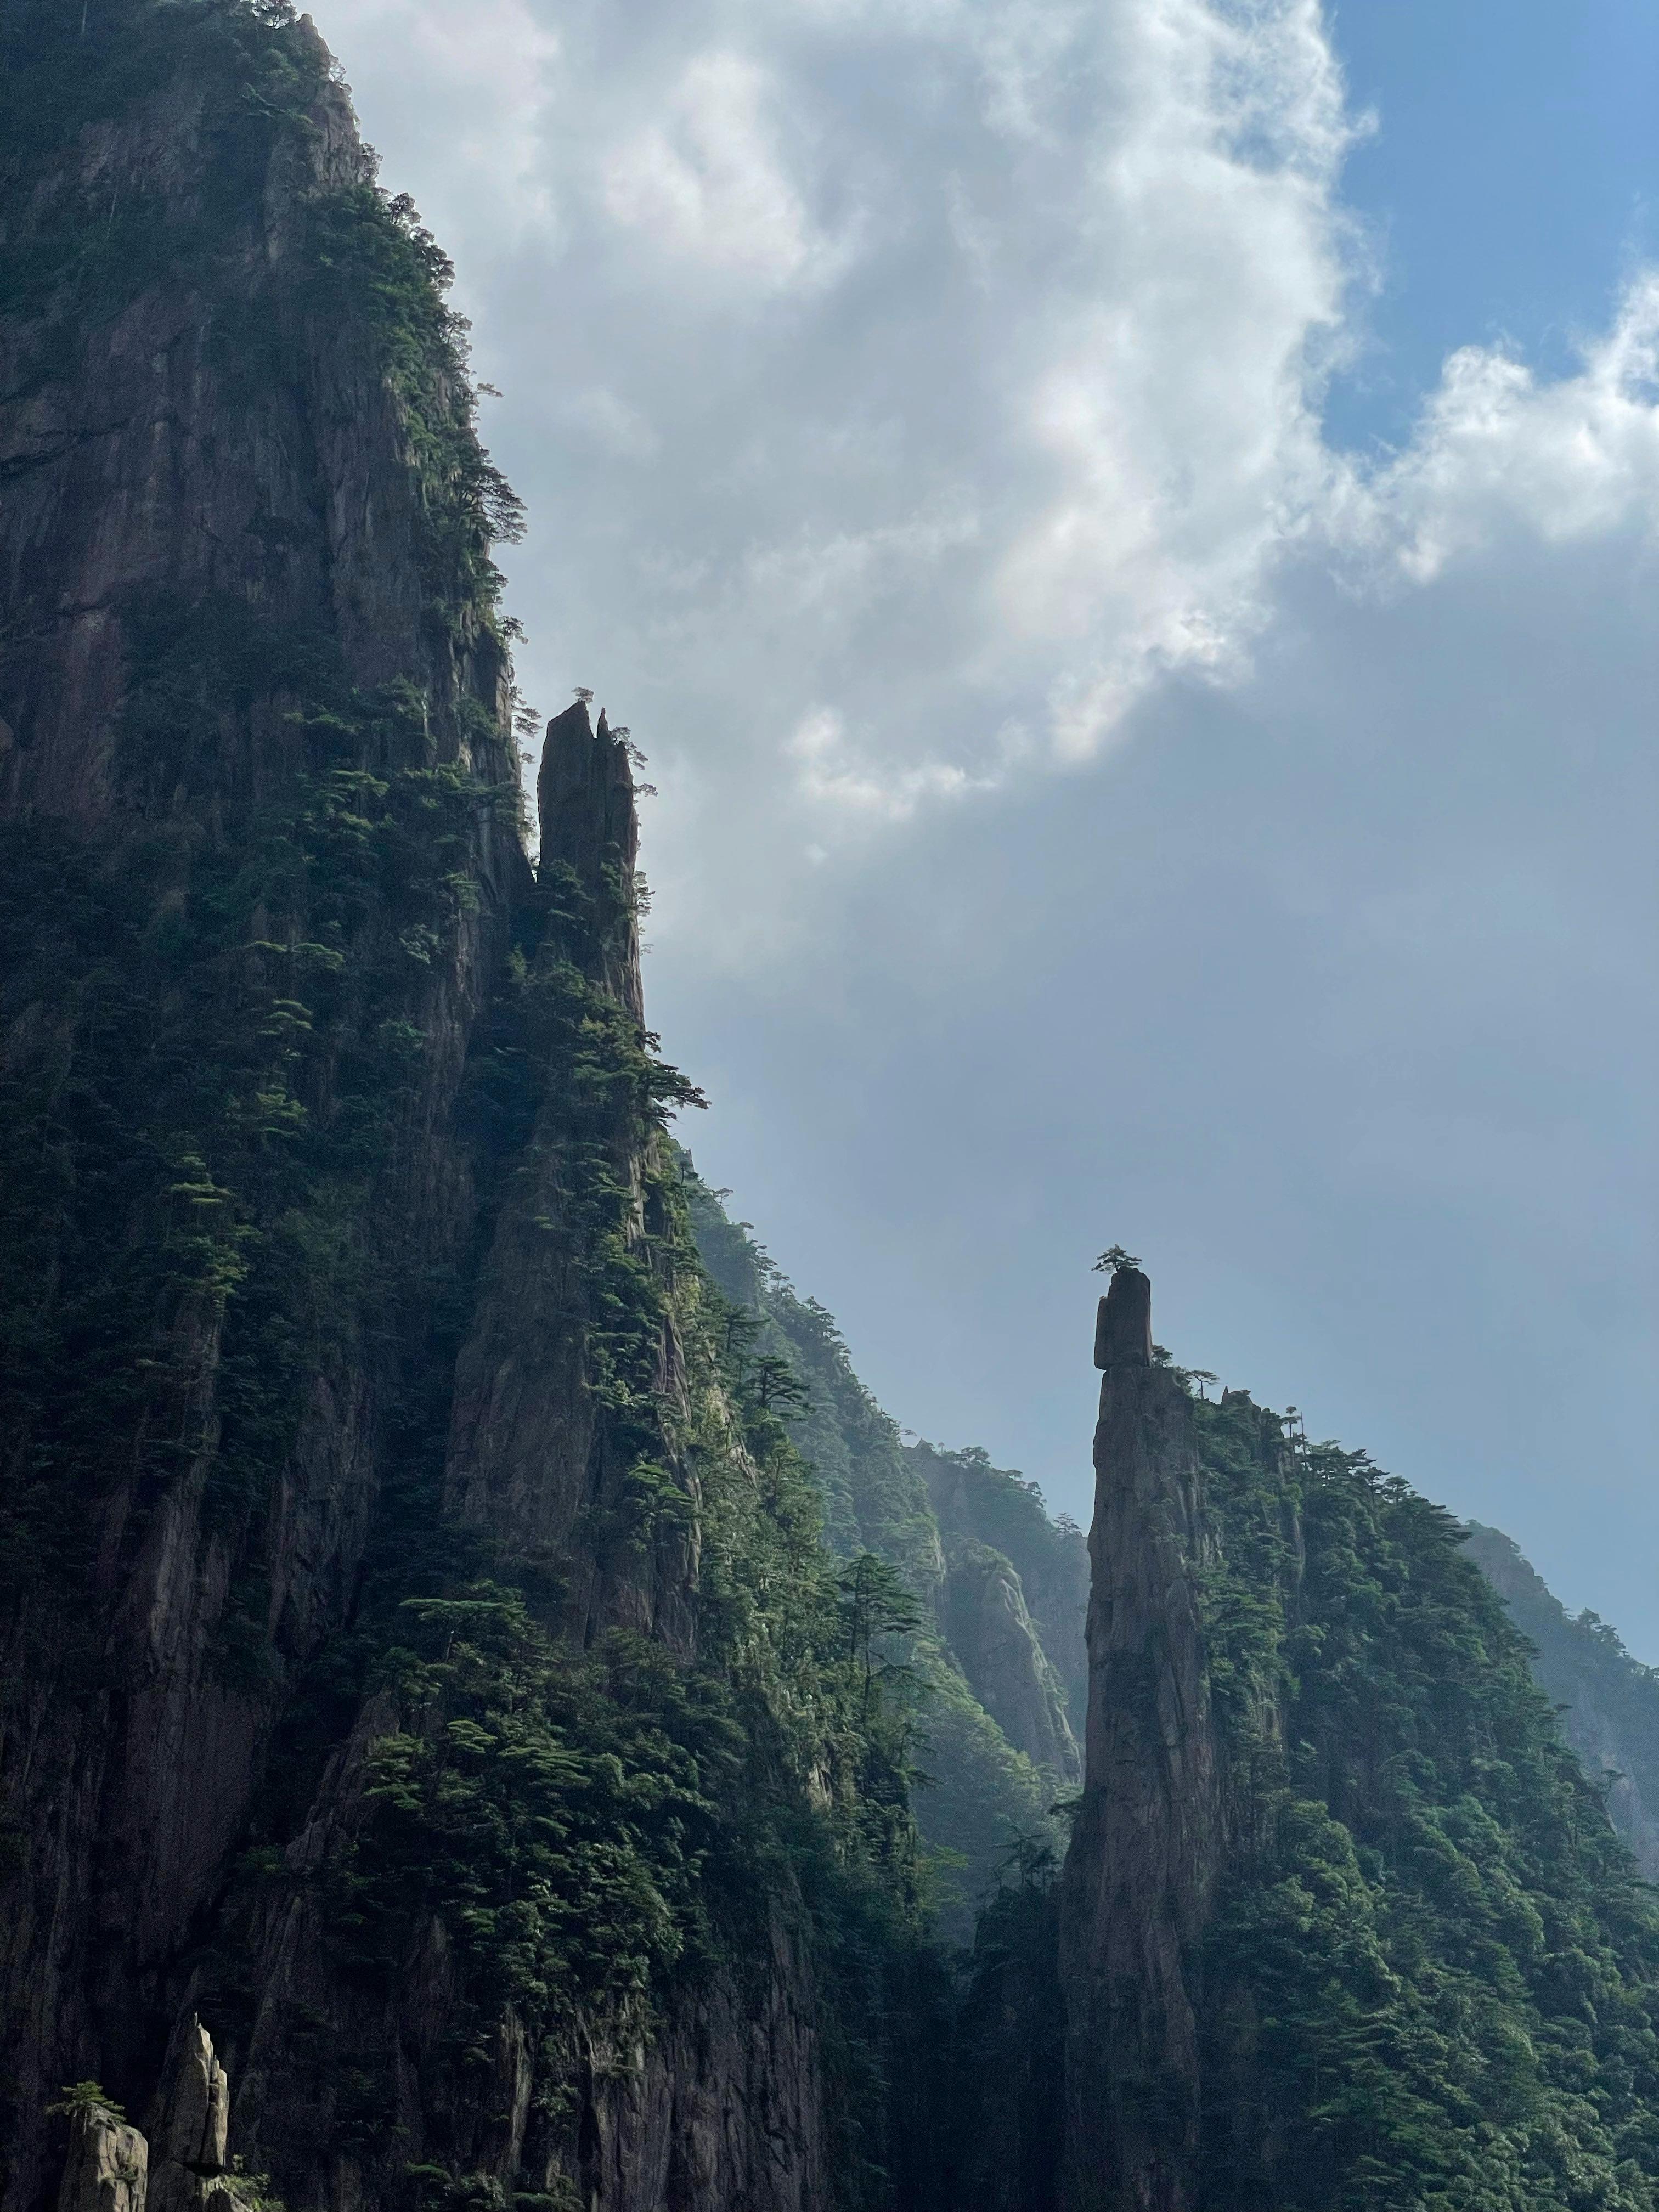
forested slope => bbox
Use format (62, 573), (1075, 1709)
(0, 9), (937, 2208)
(4, 9), (1658, 2212)
(1465, 1523), (1659, 1882)
(1056, 1276), (1659, 2212)
(683, 1169), (1082, 1926)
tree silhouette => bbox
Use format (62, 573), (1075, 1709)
(836, 1553), (923, 1714)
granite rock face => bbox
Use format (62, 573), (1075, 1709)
(942, 1539), (1079, 1780)
(56, 2112), (147, 2212)
(444, 698), (697, 1653)
(0, 16), (833, 2212)
(0, 18), (528, 2188)
(0, 35), (444, 832)
(54, 2018), (235, 2212)
(146, 2022), (229, 2212)
(912, 1441), (1090, 1731)
(1059, 1272), (1218, 2212)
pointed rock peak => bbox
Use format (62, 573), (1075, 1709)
(154, 2017), (228, 2177)
(1093, 1267), (1152, 1369)
(542, 696), (593, 758)
(536, 698), (638, 893)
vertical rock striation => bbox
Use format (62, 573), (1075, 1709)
(1059, 1269), (1218, 2212)
(55, 2111), (146, 2212)
(941, 1541), (1079, 1781)
(52, 2020), (238, 2212)
(1, 14), (823, 2211)
(0, 10), (530, 2189)
(444, 699), (696, 1650)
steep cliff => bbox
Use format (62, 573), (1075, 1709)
(12, 16), (1659, 2212)
(911, 1442), (1085, 1779)
(1059, 1269), (1217, 2212)
(1465, 1522), (1659, 1882)
(683, 1172), (1083, 1924)
(1, 2), (527, 2185)
(1047, 1268), (1659, 2212)
(0, 12), (927, 2212)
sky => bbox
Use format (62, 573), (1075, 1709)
(312, 0), (1659, 1654)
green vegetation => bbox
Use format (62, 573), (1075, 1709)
(1465, 1522), (1659, 1881)
(681, 1165), (1079, 1931)
(1191, 1390), (1659, 2211)
(0, 661), (517, 1643)
(0, 0), (523, 1655)
(261, 1183), (935, 2210)
(14, 14), (1659, 2212)
(907, 1439), (1088, 1728)
(45, 2084), (125, 2123)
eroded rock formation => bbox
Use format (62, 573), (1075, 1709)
(942, 1539), (1079, 1780)
(1060, 1270), (1218, 2212)
(56, 2110), (146, 2212)
(54, 2020), (235, 2212)
(0, 13), (843, 2211)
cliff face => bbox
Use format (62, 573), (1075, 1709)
(1464, 1522), (1659, 1882)
(1059, 1271), (1217, 2212)
(940, 1541), (1079, 1782)
(1, 6), (526, 2186)
(0, 8), (484, 828)
(913, 1441), (1087, 1771)
(1046, 1280), (1659, 2212)
(682, 1174), (1085, 1927)
(0, 13), (912, 2212)
(15, 19), (1659, 2212)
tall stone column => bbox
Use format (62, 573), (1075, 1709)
(1059, 1269), (1217, 2212)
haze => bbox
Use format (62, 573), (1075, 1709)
(314, 0), (1659, 1653)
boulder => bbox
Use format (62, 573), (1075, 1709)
(58, 2107), (148, 2212)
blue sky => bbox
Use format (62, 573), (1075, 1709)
(319, 0), (1659, 1654)
(1331, 0), (1659, 448)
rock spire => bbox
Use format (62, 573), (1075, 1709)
(1061, 1273), (1218, 2212)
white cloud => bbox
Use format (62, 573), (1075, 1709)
(321, 0), (558, 236)
(1345, 274), (1659, 581)
(317, 0), (1659, 877)
(788, 706), (997, 819)
(602, 51), (855, 289)
(307, 0), (1659, 1645)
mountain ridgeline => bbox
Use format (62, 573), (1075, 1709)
(1463, 1524), (1659, 1884)
(3, 7), (1658, 2211)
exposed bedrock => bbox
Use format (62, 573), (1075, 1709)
(1060, 1271), (1218, 2212)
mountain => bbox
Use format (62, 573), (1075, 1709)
(1464, 1523), (1659, 1882)
(682, 1167), (1081, 1927)
(0, 8), (935, 2208)
(1051, 1272), (1659, 2212)
(6, 9), (1659, 2212)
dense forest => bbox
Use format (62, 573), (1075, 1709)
(1464, 1524), (1659, 1883)
(2, 7), (1657, 2212)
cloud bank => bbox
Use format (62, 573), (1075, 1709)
(321, 0), (1659, 862)
(314, 0), (1659, 1651)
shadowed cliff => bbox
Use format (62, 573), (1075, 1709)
(1047, 1269), (1659, 2212)
(0, 11), (928, 2211)
(10, 15), (1659, 2212)
(1060, 1268), (1216, 2212)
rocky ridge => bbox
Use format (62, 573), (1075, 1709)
(0, 10), (908, 2210)
(9, 11), (1659, 2212)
